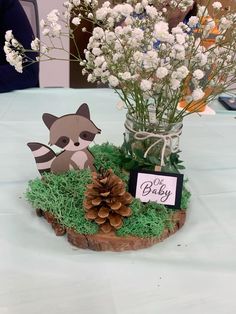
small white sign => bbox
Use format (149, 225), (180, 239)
(136, 173), (177, 205)
(129, 170), (183, 208)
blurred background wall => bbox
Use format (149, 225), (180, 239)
(38, 0), (69, 87)
(37, 0), (236, 89)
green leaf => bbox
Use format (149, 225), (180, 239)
(133, 148), (144, 158)
(147, 155), (160, 165)
(177, 165), (185, 170)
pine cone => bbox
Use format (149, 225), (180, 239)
(83, 169), (133, 233)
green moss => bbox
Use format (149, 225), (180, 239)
(116, 199), (173, 238)
(91, 142), (128, 182)
(26, 170), (99, 234)
(26, 143), (191, 238)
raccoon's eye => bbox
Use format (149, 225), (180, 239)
(80, 131), (95, 141)
(55, 136), (69, 148)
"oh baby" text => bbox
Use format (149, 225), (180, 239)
(140, 178), (172, 202)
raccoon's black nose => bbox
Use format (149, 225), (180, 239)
(74, 142), (80, 146)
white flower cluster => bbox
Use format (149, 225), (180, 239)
(212, 2), (222, 10)
(84, 4), (218, 105)
(40, 9), (62, 37)
(4, 31), (23, 72)
(4, 0), (236, 121)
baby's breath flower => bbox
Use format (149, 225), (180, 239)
(132, 28), (144, 41)
(5, 30), (13, 41)
(102, 1), (111, 8)
(72, 17), (81, 25)
(119, 4), (133, 17)
(47, 9), (60, 23)
(219, 17), (232, 31)
(176, 33), (186, 44)
(41, 45), (49, 54)
(156, 67), (168, 79)
(171, 78), (181, 90)
(198, 6), (209, 17)
(92, 47), (102, 56)
(188, 16), (199, 27)
(154, 21), (169, 41)
(93, 67), (102, 76)
(172, 26), (184, 34)
(141, 0), (149, 7)
(51, 23), (62, 37)
(121, 72), (132, 80)
(42, 28), (50, 36)
(96, 7), (109, 21)
(87, 73), (94, 82)
(11, 39), (20, 48)
(176, 66), (189, 79)
(192, 88), (205, 101)
(116, 101), (125, 110)
(3, 43), (11, 54)
(108, 75), (119, 87)
(73, 0), (80, 5)
(31, 38), (40, 51)
(145, 5), (157, 19)
(94, 56), (104, 66)
(140, 79), (152, 91)
(135, 3), (143, 14)
(193, 69), (204, 80)
(5, 49), (23, 73)
(212, 2), (222, 9)
(93, 27), (104, 39)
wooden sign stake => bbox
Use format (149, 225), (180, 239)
(155, 165), (161, 172)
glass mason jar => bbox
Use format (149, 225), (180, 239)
(122, 114), (183, 170)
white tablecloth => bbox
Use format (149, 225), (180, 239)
(0, 88), (235, 314)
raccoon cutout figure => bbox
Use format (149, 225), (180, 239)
(27, 103), (101, 174)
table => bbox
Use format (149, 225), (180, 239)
(0, 88), (236, 314)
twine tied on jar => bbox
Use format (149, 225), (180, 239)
(124, 121), (182, 167)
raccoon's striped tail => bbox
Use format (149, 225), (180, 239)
(27, 142), (56, 175)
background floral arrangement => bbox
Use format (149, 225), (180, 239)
(4, 0), (236, 127)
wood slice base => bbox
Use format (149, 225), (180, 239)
(38, 209), (186, 252)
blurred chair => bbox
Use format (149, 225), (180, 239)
(19, 0), (40, 39)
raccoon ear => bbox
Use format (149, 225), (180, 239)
(42, 113), (58, 129)
(76, 103), (90, 119)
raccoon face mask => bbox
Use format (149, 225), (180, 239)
(27, 103), (101, 174)
(43, 103), (101, 151)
